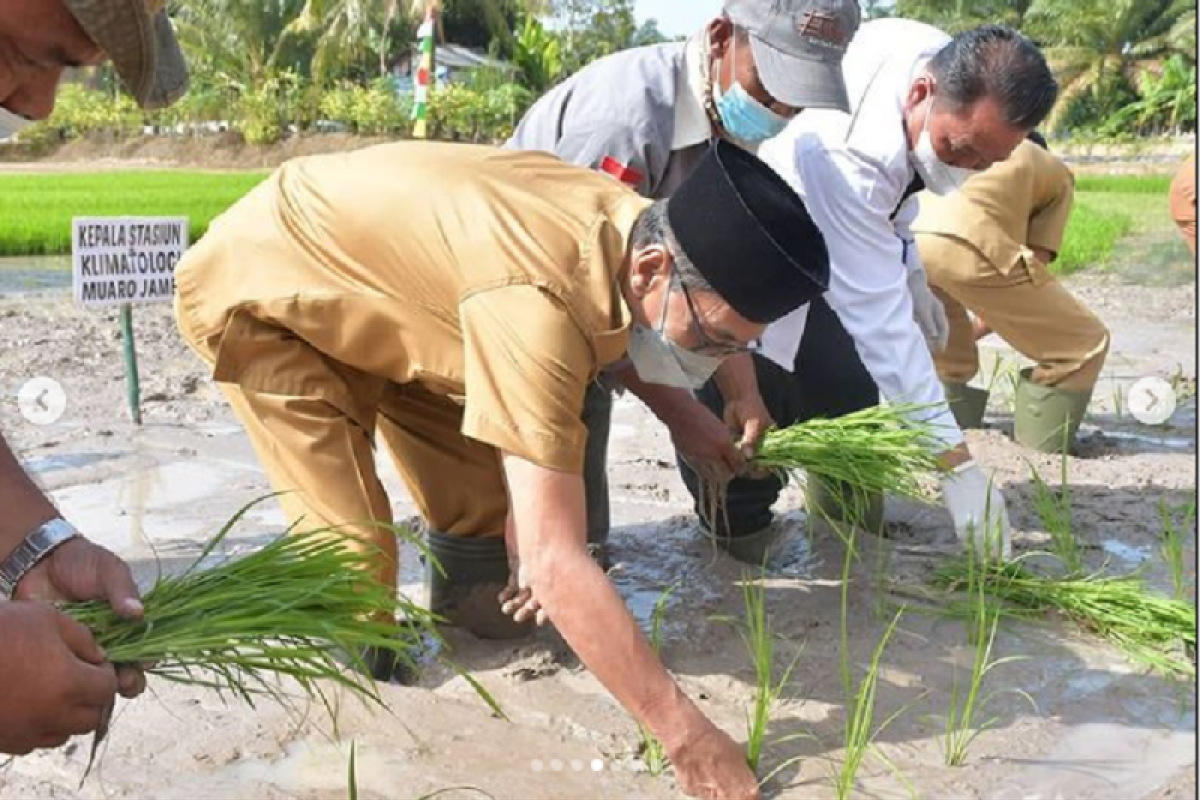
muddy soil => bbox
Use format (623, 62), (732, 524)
(0, 259), (1195, 798)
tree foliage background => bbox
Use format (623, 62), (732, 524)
(33, 0), (1198, 147)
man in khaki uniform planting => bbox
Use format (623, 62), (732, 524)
(175, 139), (828, 800)
(913, 135), (1110, 452)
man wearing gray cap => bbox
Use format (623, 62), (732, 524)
(0, 0), (188, 755)
(505, 0), (861, 569)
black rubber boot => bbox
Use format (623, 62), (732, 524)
(338, 620), (426, 685)
(944, 382), (990, 430)
(426, 530), (535, 641)
(582, 381), (614, 569)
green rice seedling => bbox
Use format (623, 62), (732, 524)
(981, 353), (1018, 397)
(739, 572), (802, 775)
(1028, 455), (1083, 576)
(637, 583), (678, 776)
(939, 556), (1032, 767)
(66, 501), (438, 712)
(832, 609), (907, 800)
(348, 742), (359, 800)
(752, 404), (949, 505)
(1111, 381), (1127, 421)
(1159, 499), (1196, 604)
(933, 558), (1197, 679)
(1168, 366), (1197, 403)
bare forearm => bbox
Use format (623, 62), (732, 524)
(0, 432), (57, 560)
(614, 364), (700, 427)
(713, 353), (758, 404)
(503, 453), (704, 748)
(530, 545), (702, 747)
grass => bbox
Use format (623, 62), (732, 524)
(1054, 201), (1135, 276)
(938, 553), (1032, 767)
(933, 558), (1197, 680)
(1074, 175), (1172, 194)
(65, 500), (436, 711)
(637, 583), (677, 777)
(1028, 450), (1084, 576)
(0, 171), (267, 256)
(739, 572), (802, 776)
(1054, 175), (1183, 277)
(832, 609), (908, 800)
(1159, 499), (1196, 604)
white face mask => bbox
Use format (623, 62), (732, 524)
(0, 106), (33, 141)
(910, 99), (978, 196)
(628, 276), (724, 391)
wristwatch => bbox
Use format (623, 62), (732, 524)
(0, 518), (82, 600)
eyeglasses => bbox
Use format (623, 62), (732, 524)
(672, 272), (759, 358)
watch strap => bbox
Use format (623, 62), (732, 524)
(0, 519), (82, 600)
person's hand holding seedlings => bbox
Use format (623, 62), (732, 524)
(0, 602), (121, 755)
(15, 538), (147, 698)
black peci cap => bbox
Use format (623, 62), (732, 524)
(667, 140), (830, 325)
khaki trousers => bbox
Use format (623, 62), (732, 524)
(179, 312), (509, 592)
(917, 234), (1110, 392)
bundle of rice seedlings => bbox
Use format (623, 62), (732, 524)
(933, 559), (1196, 679)
(751, 404), (949, 504)
(66, 502), (437, 710)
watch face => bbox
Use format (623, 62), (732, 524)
(1128, 377), (1178, 426)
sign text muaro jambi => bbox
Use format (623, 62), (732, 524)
(73, 217), (189, 308)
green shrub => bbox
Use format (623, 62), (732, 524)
(14, 78), (537, 148)
(22, 83), (142, 147)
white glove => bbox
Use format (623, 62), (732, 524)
(907, 268), (950, 353)
(941, 461), (1012, 561)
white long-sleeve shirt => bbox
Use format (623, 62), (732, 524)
(757, 18), (963, 448)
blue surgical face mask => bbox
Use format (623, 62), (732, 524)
(711, 37), (790, 144)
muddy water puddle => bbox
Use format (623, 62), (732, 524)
(0, 255), (71, 294)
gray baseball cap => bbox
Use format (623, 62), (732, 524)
(724, 0), (861, 112)
(63, 0), (189, 110)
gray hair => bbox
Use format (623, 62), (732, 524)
(630, 201), (715, 293)
(927, 25), (1058, 130)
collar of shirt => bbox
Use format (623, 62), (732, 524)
(672, 34), (712, 151)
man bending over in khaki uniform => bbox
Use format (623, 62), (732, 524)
(913, 135), (1110, 453)
(175, 139), (828, 800)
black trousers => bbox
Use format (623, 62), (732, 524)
(677, 297), (880, 538)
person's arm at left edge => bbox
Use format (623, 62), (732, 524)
(0, 432), (146, 697)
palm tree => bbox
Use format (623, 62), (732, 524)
(172, 0), (309, 85)
(287, 0), (545, 83)
(1025, 0), (1195, 130)
(891, 0), (1037, 33)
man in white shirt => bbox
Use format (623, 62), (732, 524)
(679, 21), (1059, 563)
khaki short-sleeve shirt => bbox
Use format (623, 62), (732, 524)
(176, 142), (650, 472)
